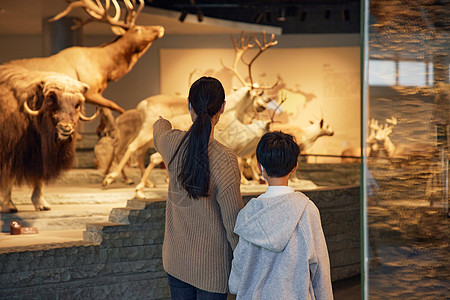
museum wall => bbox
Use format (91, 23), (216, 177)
(0, 32), (360, 162)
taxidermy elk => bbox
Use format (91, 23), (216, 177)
(101, 31), (279, 189)
(3, 0), (164, 114)
(0, 66), (98, 213)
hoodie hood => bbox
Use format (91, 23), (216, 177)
(234, 192), (309, 252)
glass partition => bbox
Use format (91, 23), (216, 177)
(363, 0), (449, 298)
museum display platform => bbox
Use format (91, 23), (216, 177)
(0, 167), (361, 299)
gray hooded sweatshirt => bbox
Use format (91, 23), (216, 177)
(229, 190), (333, 300)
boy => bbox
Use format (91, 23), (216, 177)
(229, 131), (333, 299)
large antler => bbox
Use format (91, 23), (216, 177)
(222, 31), (278, 90)
(49, 0), (144, 33)
(221, 31), (255, 87)
(368, 117), (397, 141)
(243, 31), (279, 89)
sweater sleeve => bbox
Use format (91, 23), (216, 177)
(308, 203), (334, 300)
(228, 238), (245, 294)
(153, 118), (172, 153)
(216, 153), (243, 251)
(218, 182), (243, 250)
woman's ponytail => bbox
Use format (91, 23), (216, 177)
(169, 77), (225, 199)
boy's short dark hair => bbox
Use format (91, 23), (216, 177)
(256, 131), (300, 178)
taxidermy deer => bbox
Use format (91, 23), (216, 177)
(4, 0), (164, 114)
(341, 117), (396, 163)
(242, 111), (334, 182)
(101, 31), (278, 189)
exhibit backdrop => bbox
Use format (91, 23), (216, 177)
(160, 47), (360, 162)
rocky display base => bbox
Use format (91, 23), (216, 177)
(0, 167), (360, 299)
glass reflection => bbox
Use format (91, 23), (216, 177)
(365, 0), (449, 299)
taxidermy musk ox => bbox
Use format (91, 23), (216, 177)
(0, 66), (99, 213)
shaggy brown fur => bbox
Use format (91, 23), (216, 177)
(0, 65), (90, 213)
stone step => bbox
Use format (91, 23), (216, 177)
(2, 169), (170, 234)
(0, 203), (123, 232)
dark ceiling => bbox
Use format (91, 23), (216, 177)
(145, 0), (361, 34)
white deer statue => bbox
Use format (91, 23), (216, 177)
(101, 31), (279, 190)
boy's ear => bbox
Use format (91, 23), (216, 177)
(290, 162), (298, 175)
(257, 162), (263, 173)
(220, 101), (226, 114)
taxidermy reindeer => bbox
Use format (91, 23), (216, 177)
(0, 65), (98, 213)
(342, 117), (440, 205)
(133, 95), (273, 199)
(4, 0), (164, 114)
(101, 31), (278, 189)
(242, 110), (334, 182)
(341, 117), (396, 163)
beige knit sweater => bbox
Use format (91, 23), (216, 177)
(153, 118), (243, 293)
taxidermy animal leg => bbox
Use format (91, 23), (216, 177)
(31, 181), (51, 211)
(121, 169), (134, 185)
(31, 182), (50, 211)
(249, 156), (262, 182)
(237, 157), (250, 185)
(136, 147), (154, 188)
(103, 129), (154, 187)
(0, 181), (17, 213)
(135, 152), (163, 199)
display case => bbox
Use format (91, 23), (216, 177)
(362, 0), (449, 298)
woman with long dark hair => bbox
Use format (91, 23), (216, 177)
(153, 76), (243, 299)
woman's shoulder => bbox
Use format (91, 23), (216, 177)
(209, 140), (240, 182)
(210, 139), (238, 161)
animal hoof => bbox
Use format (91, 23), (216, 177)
(145, 180), (155, 188)
(103, 173), (117, 186)
(37, 206), (51, 211)
(1, 202), (19, 213)
(135, 190), (145, 200)
(124, 179), (135, 185)
(241, 178), (250, 185)
(1, 207), (18, 214)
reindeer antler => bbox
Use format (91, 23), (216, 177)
(49, 0), (144, 33)
(221, 31), (255, 87)
(243, 31), (279, 89)
(269, 91), (286, 124)
(368, 117), (396, 141)
(222, 31), (278, 90)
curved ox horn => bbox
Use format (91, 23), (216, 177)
(23, 101), (40, 116)
(79, 107), (100, 122)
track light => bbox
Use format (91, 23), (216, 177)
(253, 11), (265, 24)
(197, 10), (204, 22)
(277, 8), (286, 22)
(179, 11), (187, 22)
(300, 11), (307, 22)
(342, 9), (350, 21)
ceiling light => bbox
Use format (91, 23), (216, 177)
(179, 11), (187, 22)
(197, 10), (204, 22)
(277, 8), (286, 22)
(253, 11), (265, 24)
(300, 11), (307, 22)
(342, 9), (350, 21)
